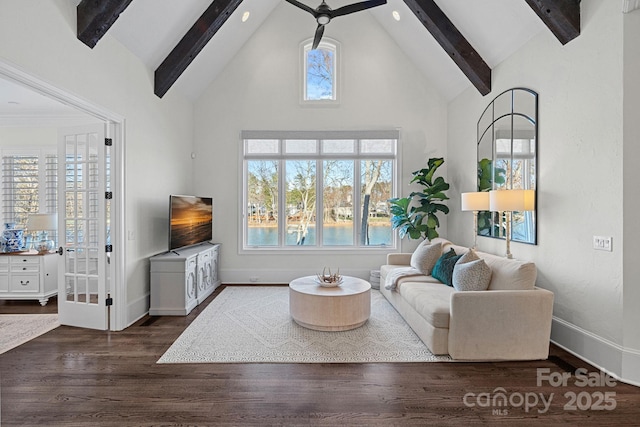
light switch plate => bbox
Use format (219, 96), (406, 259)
(593, 236), (612, 251)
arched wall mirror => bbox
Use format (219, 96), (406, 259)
(477, 88), (538, 245)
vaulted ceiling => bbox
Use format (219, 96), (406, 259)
(75, 0), (585, 102)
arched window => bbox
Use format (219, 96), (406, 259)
(301, 39), (339, 104)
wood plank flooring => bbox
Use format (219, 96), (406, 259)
(1, 286), (640, 426)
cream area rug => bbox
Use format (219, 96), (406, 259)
(158, 286), (450, 364)
(0, 314), (60, 355)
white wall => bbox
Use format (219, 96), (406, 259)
(448, 0), (640, 382)
(192, 3), (448, 283)
(622, 6), (640, 381)
(0, 128), (57, 147)
(0, 0), (195, 327)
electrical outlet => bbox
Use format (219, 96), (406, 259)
(593, 236), (612, 252)
(249, 276), (259, 282)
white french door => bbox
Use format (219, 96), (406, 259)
(57, 125), (108, 330)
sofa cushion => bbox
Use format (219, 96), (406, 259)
(431, 248), (462, 287)
(410, 242), (442, 275)
(457, 248), (479, 264)
(452, 259), (492, 291)
(399, 282), (454, 328)
(480, 254), (537, 291)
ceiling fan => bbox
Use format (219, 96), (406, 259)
(285, 0), (388, 49)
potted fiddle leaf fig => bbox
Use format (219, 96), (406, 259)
(388, 157), (450, 241)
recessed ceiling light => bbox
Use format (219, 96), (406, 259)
(392, 10), (400, 21)
(242, 11), (250, 22)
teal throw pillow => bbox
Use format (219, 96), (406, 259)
(431, 248), (462, 287)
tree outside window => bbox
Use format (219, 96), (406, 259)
(243, 133), (397, 251)
(303, 40), (338, 102)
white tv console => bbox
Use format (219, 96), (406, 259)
(149, 242), (221, 316)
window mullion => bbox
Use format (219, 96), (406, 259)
(354, 159), (362, 247)
(278, 158), (285, 247)
(316, 159), (323, 247)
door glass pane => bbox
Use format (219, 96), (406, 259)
(65, 276), (75, 302)
(76, 163), (85, 190)
(76, 134), (87, 161)
(89, 192), (99, 219)
(77, 276), (87, 303)
(285, 160), (316, 246)
(322, 160), (353, 245)
(65, 137), (75, 159)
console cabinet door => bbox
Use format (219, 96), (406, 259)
(186, 256), (197, 304)
(197, 250), (212, 295)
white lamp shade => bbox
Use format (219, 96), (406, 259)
(489, 189), (535, 212)
(461, 192), (490, 211)
(26, 213), (57, 231)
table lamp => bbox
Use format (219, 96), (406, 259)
(489, 189), (535, 258)
(26, 213), (57, 253)
(461, 191), (490, 249)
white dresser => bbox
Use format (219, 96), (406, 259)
(0, 251), (58, 306)
(149, 243), (221, 315)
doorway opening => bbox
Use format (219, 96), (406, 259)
(0, 60), (126, 331)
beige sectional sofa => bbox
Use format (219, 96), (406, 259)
(380, 238), (554, 360)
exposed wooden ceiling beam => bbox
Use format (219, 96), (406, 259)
(77, 0), (133, 48)
(524, 0), (580, 45)
(154, 0), (244, 98)
(403, 0), (491, 96)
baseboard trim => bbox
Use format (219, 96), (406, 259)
(220, 268), (373, 284)
(551, 316), (640, 387)
(127, 293), (149, 329)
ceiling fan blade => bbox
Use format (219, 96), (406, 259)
(331, 0), (387, 18)
(312, 24), (325, 50)
(284, 0), (316, 16)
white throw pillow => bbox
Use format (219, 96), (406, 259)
(457, 248), (480, 264)
(452, 258), (492, 291)
(410, 242), (442, 275)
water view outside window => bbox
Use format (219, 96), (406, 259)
(361, 159), (393, 245)
(246, 159), (278, 246)
(243, 133), (397, 250)
(285, 159), (316, 246)
(323, 159), (354, 245)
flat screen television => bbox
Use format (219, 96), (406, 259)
(169, 195), (213, 251)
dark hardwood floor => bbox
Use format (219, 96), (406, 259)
(1, 286), (639, 426)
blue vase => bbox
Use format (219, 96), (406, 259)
(2, 228), (25, 252)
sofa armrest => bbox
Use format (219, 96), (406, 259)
(448, 287), (554, 360)
(386, 253), (412, 265)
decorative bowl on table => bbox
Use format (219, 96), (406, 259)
(315, 268), (342, 287)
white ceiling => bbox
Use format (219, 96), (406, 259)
(0, 76), (96, 127)
(11, 1), (638, 122)
(105, 0), (546, 102)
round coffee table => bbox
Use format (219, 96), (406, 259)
(289, 275), (371, 331)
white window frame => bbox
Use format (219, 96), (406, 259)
(240, 130), (399, 254)
(300, 38), (340, 106)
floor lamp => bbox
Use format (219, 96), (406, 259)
(489, 189), (535, 259)
(461, 192), (490, 250)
